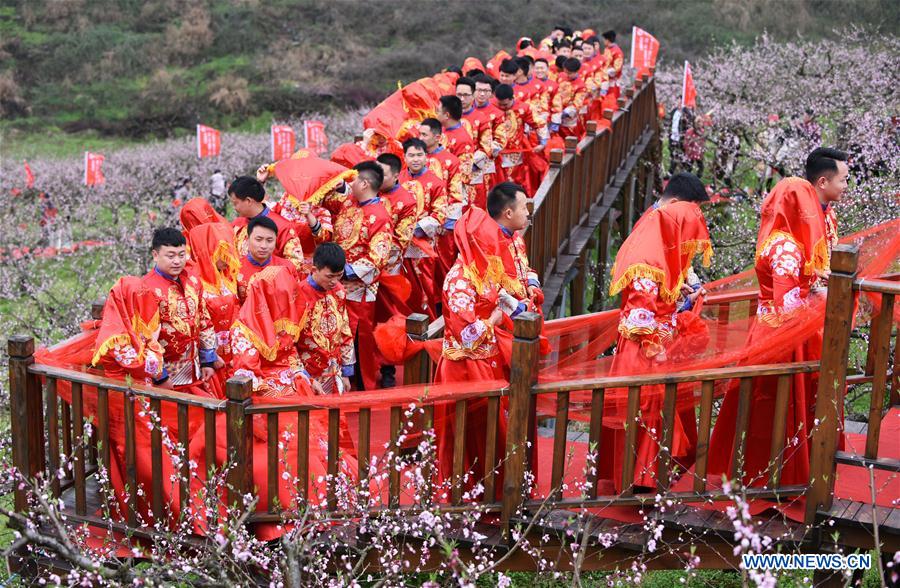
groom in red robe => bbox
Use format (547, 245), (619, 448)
(709, 148), (849, 487)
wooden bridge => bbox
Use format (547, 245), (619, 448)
(6, 73), (899, 583)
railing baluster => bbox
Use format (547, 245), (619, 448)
(389, 406), (401, 507)
(621, 385), (641, 495)
(45, 378), (61, 498)
(71, 382), (86, 515)
(225, 377), (253, 509)
(693, 380), (715, 493)
(423, 404), (436, 503)
(123, 393), (137, 527)
(451, 399), (468, 505)
(866, 293), (894, 458)
(177, 403), (189, 515)
(730, 378), (753, 483)
(480, 396), (499, 504)
(657, 383), (678, 493)
(768, 375), (792, 488)
(327, 408), (340, 511)
(267, 412), (279, 513)
(204, 408), (216, 476)
(150, 397), (163, 522)
(551, 391), (569, 499)
(586, 388), (605, 499)
(358, 407), (371, 484)
(61, 401), (72, 479)
(297, 410), (309, 501)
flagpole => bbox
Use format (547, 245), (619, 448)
(630, 26), (636, 69)
(271, 125), (276, 162)
(681, 61), (689, 108)
(196, 124), (201, 159)
(84, 152), (88, 186)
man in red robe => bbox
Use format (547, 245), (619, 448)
(335, 161), (394, 390)
(228, 176), (305, 274)
(549, 58), (588, 140)
(473, 75), (509, 189)
(532, 57), (558, 113)
(709, 148), (849, 487)
(602, 30), (624, 102)
(399, 138), (447, 319)
(140, 228), (221, 393)
(494, 83), (550, 197)
(458, 76), (495, 209)
(435, 181), (544, 496)
(438, 95), (476, 206)
(604, 173), (712, 493)
(236, 216), (299, 304)
(297, 243), (356, 395)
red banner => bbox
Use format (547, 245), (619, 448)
(271, 124), (296, 161)
(303, 120), (328, 156)
(682, 61), (697, 108)
(197, 124), (221, 158)
(630, 27), (660, 77)
(84, 152), (105, 186)
(24, 160), (34, 188)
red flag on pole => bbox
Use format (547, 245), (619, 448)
(196, 124), (221, 158)
(24, 160), (35, 188)
(682, 61), (697, 108)
(303, 120), (328, 156)
(630, 27), (660, 77)
(271, 124), (296, 161)
(84, 152), (105, 186)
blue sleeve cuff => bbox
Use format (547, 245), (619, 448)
(549, 124), (560, 133)
(300, 369), (310, 379)
(443, 220), (457, 231)
(344, 264), (357, 279)
(510, 301), (527, 318)
(153, 366), (169, 386)
(414, 227), (426, 237)
(198, 348), (219, 365)
(527, 278), (540, 288)
(341, 365), (355, 377)
(539, 137), (549, 145)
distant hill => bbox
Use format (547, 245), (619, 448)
(1, 0), (897, 141)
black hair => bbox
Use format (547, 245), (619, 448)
(487, 181), (526, 219)
(248, 215), (279, 236)
(420, 117), (443, 135)
(403, 137), (428, 153)
(535, 57), (549, 65)
(499, 58), (520, 75)
(602, 30), (616, 42)
(376, 153), (403, 175)
(456, 76), (476, 92)
(353, 160), (384, 192)
(152, 227), (186, 251)
(517, 38), (533, 50)
(557, 39), (572, 49)
(585, 35), (600, 45)
(494, 83), (514, 101)
(473, 74), (497, 89)
(439, 95), (463, 121)
(805, 147), (849, 183)
(445, 65), (462, 75)
(662, 172), (709, 202)
(518, 55), (534, 67)
(228, 176), (266, 202)
(555, 55), (568, 70)
(312, 242), (346, 272)
(563, 58), (582, 73)
(464, 68), (485, 78)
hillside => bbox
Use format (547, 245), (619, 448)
(1, 0), (898, 150)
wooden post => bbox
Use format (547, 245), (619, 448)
(403, 313), (431, 385)
(805, 245), (858, 524)
(500, 314), (541, 541)
(91, 298), (106, 320)
(591, 216), (611, 312)
(8, 336), (44, 512)
(570, 247), (587, 316)
(624, 172), (636, 235)
(225, 376), (253, 508)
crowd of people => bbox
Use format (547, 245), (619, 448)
(83, 24), (853, 531)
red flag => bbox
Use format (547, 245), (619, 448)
(84, 152), (105, 186)
(303, 121), (328, 155)
(271, 124), (296, 161)
(682, 61), (697, 108)
(196, 124), (221, 158)
(630, 27), (660, 77)
(24, 160), (34, 188)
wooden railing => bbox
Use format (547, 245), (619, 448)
(525, 73), (660, 315)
